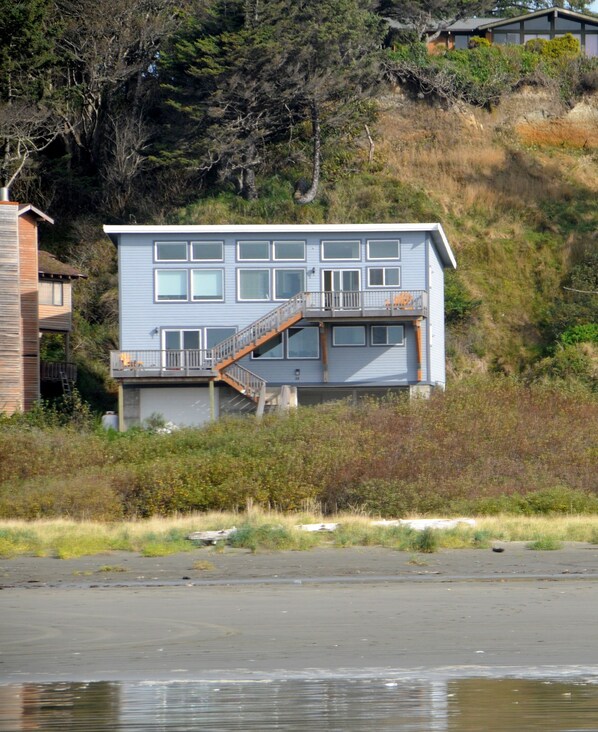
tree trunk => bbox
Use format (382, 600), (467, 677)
(241, 166), (258, 200)
(294, 102), (320, 205)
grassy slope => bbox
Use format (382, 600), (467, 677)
(170, 89), (598, 378)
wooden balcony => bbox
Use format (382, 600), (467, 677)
(110, 350), (214, 379)
(302, 289), (428, 320)
(111, 289), (428, 382)
(40, 361), (77, 382)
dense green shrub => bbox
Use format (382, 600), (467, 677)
(540, 34), (580, 62)
(389, 37), (595, 107)
(560, 323), (598, 346)
(444, 271), (482, 324)
(0, 379), (596, 519)
(468, 36), (491, 49)
(579, 69), (598, 91)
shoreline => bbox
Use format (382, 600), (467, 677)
(2, 542), (598, 590)
(2, 544), (598, 684)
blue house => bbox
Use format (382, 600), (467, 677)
(103, 224), (456, 428)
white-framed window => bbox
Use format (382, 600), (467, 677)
(155, 241), (188, 262)
(273, 240), (306, 260)
(252, 334), (283, 359)
(371, 325), (405, 346)
(163, 329), (201, 350)
(205, 326), (236, 348)
(322, 269), (361, 292)
(274, 269), (305, 300)
(238, 269), (270, 300)
(366, 239), (400, 260)
(368, 267), (401, 287)
(237, 240), (270, 261)
(155, 269), (188, 301)
(162, 329), (202, 369)
(191, 241), (224, 261)
(39, 280), (64, 306)
(287, 327), (319, 359)
(332, 325), (366, 346)
(191, 269), (224, 301)
(321, 240), (360, 260)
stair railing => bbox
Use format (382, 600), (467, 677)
(210, 291), (308, 368)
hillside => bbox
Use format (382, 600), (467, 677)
(38, 84), (598, 408)
(160, 86), (597, 382)
(375, 86), (598, 379)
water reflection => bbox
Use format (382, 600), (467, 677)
(0, 677), (597, 731)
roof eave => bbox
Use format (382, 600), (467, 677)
(104, 222), (457, 270)
(18, 204), (54, 225)
(479, 6), (598, 30)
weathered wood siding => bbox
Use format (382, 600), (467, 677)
(39, 280), (73, 332)
(0, 202), (23, 414)
(18, 213), (40, 410)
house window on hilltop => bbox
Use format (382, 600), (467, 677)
(332, 325), (366, 346)
(321, 240), (360, 260)
(367, 239), (400, 260)
(155, 241), (188, 261)
(371, 325), (404, 346)
(155, 269), (188, 301)
(273, 241), (306, 260)
(238, 269), (270, 300)
(274, 269), (305, 300)
(252, 334), (283, 359)
(191, 269), (224, 301)
(287, 327), (319, 359)
(368, 267), (400, 287)
(39, 281), (64, 306)
(206, 327), (236, 348)
(191, 241), (224, 261)
(238, 241), (270, 261)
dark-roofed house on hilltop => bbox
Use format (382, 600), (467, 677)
(387, 6), (598, 56)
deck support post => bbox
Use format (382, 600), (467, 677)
(413, 318), (423, 382)
(118, 383), (124, 432)
(256, 382), (267, 420)
(209, 379), (216, 421)
(319, 322), (328, 383)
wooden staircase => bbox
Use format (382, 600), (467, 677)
(211, 293), (308, 402)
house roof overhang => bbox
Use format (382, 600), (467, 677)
(103, 222), (457, 270)
(38, 250), (86, 280)
(478, 6), (598, 30)
(387, 6), (598, 35)
(18, 204), (54, 225)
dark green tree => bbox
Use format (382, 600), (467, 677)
(160, 0), (384, 202)
(262, 0), (384, 204)
(0, 0), (59, 193)
(378, 0), (495, 40)
(159, 0), (286, 199)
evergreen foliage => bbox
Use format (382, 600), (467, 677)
(159, 0), (385, 200)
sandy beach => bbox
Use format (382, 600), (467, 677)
(1, 544), (598, 683)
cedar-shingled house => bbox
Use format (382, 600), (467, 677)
(0, 199), (85, 415)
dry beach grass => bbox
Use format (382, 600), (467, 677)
(2, 512), (598, 559)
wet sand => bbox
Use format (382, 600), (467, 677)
(1, 544), (598, 682)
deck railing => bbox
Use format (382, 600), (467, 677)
(110, 349), (213, 376)
(40, 361), (77, 382)
(303, 289), (427, 316)
(110, 289), (428, 381)
(219, 362), (266, 402)
(209, 291), (308, 366)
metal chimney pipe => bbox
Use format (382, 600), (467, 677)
(0, 187), (9, 202)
